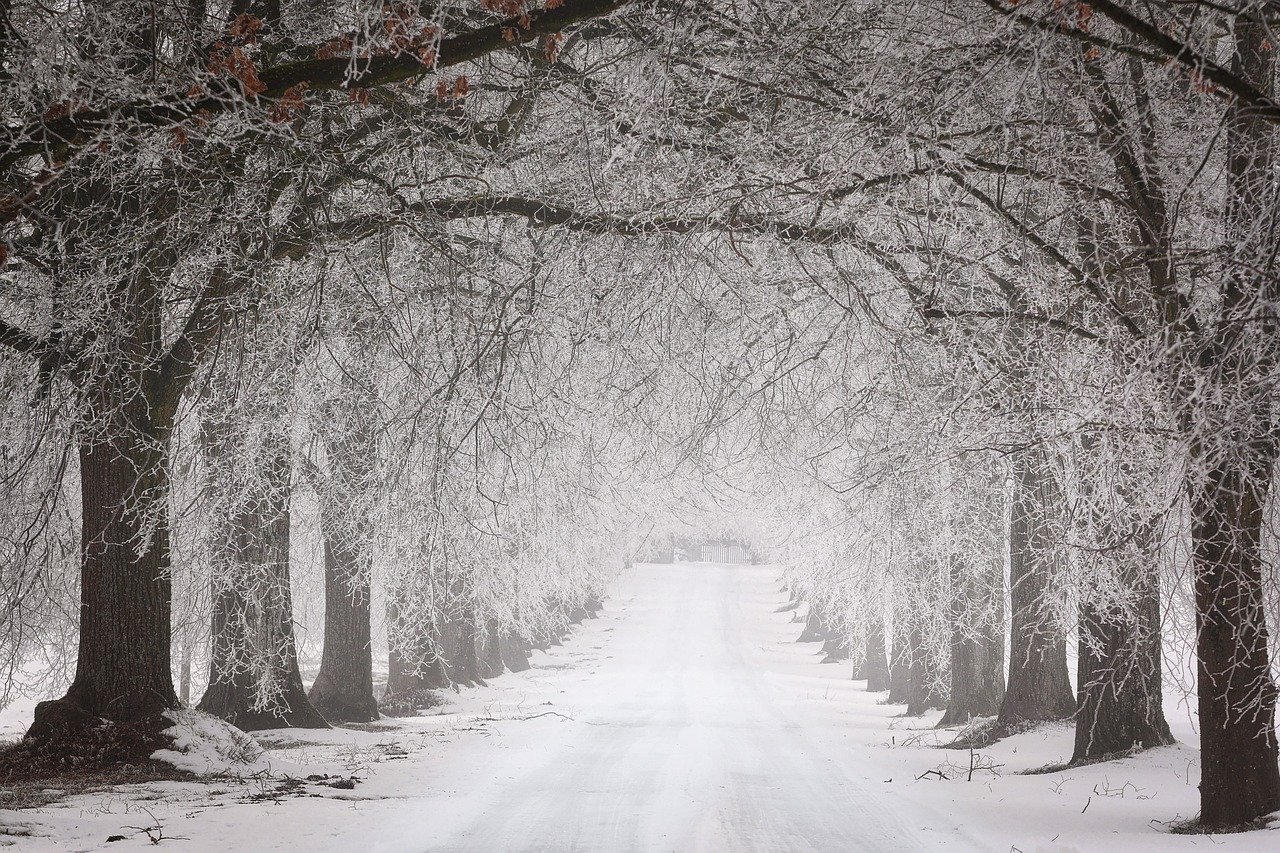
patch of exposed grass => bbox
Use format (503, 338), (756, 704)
(0, 764), (193, 811)
(1166, 814), (1279, 835)
(338, 721), (401, 733)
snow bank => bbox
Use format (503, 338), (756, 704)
(150, 709), (270, 776)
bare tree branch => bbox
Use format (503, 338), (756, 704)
(0, 318), (43, 357)
(981, 0), (1280, 123)
(0, 0), (632, 174)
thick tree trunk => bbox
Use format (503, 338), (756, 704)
(1073, 583), (1171, 761)
(798, 603), (828, 644)
(1189, 455), (1280, 827)
(308, 397), (380, 723)
(500, 633), (532, 673)
(995, 447), (1074, 732)
(453, 612), (481, 683)
(1071, 460), (1171, 763)
(851, 646), (867, 680)
(821, 625), (850, 663)
(27, 393), (179, 757)
(198, 432), (327, 731)
(905, 624), (946, 716)
(22, 175), (235, 762)
(308, 526), (379, 722)
(383, 607), (440, 715)
(864, 616), (890, 692)
(940, 553), (1005, 727)
(385, 645), (431, 704)
(410, 597), (485, 690)
(478, 618), (506, 680)
(1183, 18), (1280, 831)
(384, 595), (502, 709)
(36, 440), (176, 725)
(887, 621), (912, 704)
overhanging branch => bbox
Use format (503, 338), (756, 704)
(0, 0), (632, 173)
(981, 0), (1280, 124)
(920, 307), (1100, 340)
(318, 194), (873, 246)
(946, 172), (1145, 338)
(0, 318), (43, 357)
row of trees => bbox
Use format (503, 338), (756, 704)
(1, 0), (1278, 834)
(0, 0), (654, 760)
(638, 0), (1280, 831)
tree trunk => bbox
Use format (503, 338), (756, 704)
(1189, 455), (1280, 827)
(453, 612), (481, 683)
(178, 633), (194, 707)
(24, 179), (232, 760)
(308, 396), (380, 723)
(478, 618), (506, 680)
(500, 633), (532, 673)
(1184, 17), (1280, 831)
(906, 624), (946, 716)
(995, 447), (1074, 732)
(821, 624), (850, 663)
(198, 429), (327, 731)
(411, 602), (481, 690)
(887, 621), (911, 704)
(798, 603), (828, 644)
(864, 616), (890, 692)
(1070, 445), (1171, 763)
(27, 390), (179, 757)
(383, 604), (440, 715)
(46, 437), (176, 722)
(1073, 577), (1172, 761)
(851, 645), (867, 680)
(308, 524), (379, 722)
(940, 553), (1005, 727)
(385, 642), (431, 706)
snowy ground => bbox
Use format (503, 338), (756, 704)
(2, 563), (1278, 851)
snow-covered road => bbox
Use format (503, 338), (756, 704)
(6, 563), (1268, 851)
(408, 563), (977, 852)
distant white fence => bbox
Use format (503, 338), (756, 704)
(698, 542), (752, 564)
